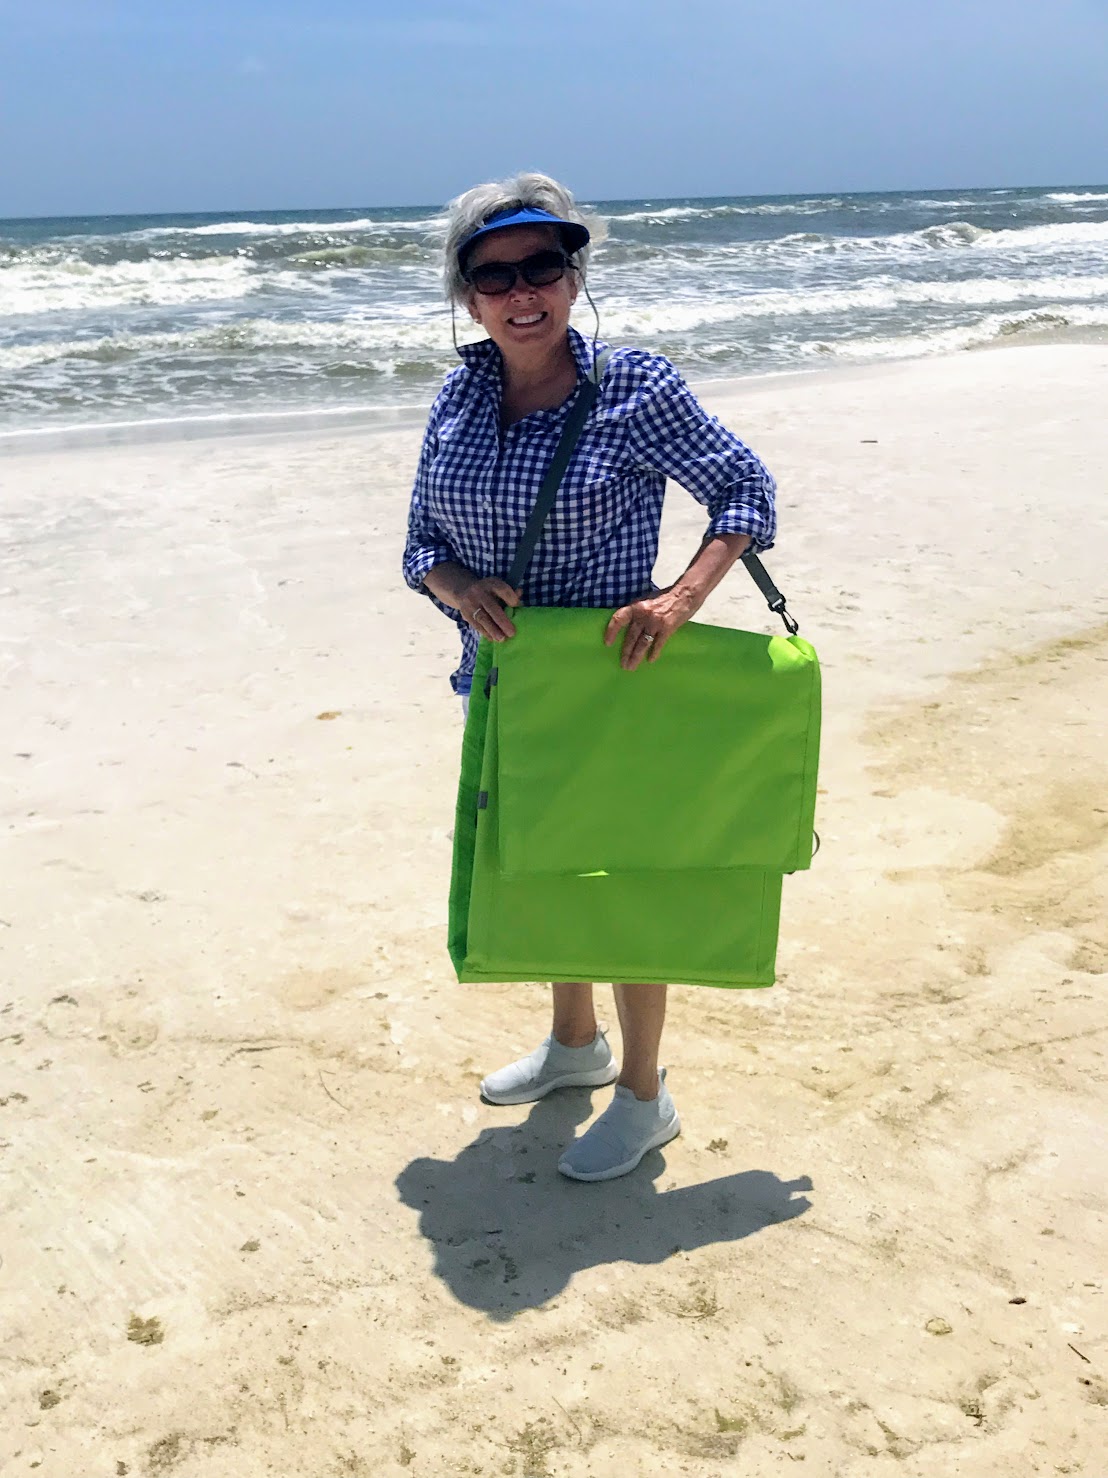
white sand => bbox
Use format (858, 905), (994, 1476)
(2, 344), (1107, 1475)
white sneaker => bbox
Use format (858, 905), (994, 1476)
(558, 1069), (680, 1181)
(480, 1030), (618, 1106)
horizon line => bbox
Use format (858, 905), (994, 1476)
(4, 179), (1105, 226)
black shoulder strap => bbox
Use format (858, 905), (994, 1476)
(506, 349), (612, 589)
(741, 550), (799, 634)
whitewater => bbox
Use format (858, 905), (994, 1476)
(2, 183), (1106, 436)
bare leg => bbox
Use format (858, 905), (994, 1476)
(552, 983), (598, 1048)
(613, 983), (667, 1100)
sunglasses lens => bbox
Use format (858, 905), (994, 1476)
(469, 264), (514, 295)
(467, 251), (570, 295)
(521, 251), (569, 286)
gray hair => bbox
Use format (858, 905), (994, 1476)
(441, 171), (606, 305)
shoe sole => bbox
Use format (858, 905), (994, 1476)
(480, 1063), (619, 1106)
(557, 1114), (682, 1182)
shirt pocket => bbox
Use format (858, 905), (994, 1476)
(542, 432), (636, 544)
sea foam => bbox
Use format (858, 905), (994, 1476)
(4, 184), (1107, 434)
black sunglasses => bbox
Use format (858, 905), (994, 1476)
(464, 248), (573, 297)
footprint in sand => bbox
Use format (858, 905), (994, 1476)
(101, 1017), (160, 1054)
(274, 966), (360, 1011)
(41, 994), (101, 1041)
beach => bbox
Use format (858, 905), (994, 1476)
(2, 342), (1106, 1475)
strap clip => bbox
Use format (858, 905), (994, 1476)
(770, 596), (800, 637)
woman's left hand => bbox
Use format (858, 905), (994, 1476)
(604, 586), (701, 671)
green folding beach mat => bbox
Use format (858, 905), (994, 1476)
(449, 604), (820, 989)
(446, 348), (820, 989)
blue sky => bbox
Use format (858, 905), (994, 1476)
(1, 0), (1105, 216)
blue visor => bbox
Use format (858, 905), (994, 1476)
(457, 206), (590, 267)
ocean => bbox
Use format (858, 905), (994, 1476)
(2, 183), (1107, 440)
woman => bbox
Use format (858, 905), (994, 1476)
(403, 173), (776, 1182)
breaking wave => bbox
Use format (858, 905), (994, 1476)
(5, 184), (1108, 432)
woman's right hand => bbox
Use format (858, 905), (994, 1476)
(424, 563), (521, 641)
(457, 576), (521, 642)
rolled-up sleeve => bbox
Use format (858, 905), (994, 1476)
(624, 358), (776, 553)
(402, 415), (459, 607)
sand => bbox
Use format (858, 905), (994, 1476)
(1, 344), (1106, 1476)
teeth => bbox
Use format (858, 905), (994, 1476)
(510, 314), (543, 325)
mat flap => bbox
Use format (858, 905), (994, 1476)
(494, 608), (820, 878)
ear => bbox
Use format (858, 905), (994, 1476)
(464, 289), (483, 325)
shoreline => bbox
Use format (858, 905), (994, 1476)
(3, 328), (1107, 458)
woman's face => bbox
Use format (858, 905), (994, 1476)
(464, 224), (579, 357)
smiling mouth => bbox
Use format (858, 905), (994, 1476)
(508, 312), (546, 326)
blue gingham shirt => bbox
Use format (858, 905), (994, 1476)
(403, 327), (777, 694)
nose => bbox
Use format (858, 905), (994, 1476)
(507, 275), (538, 302)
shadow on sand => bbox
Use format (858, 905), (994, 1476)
(396, 1089), (813, 1320)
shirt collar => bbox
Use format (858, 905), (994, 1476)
(457, 325), (609, 387)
